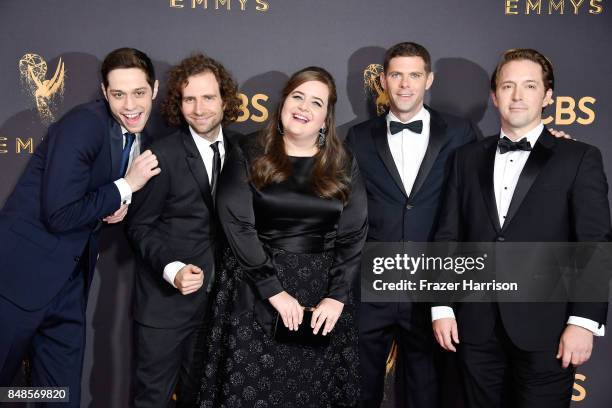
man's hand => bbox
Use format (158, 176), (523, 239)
(269, 291), (303, 331)
(124, 150), (161, 193)
(548, 127), (573, 140)
(173, 264), (204, 295)
(312, 298), (344, 336)
(433, 318), (459, 352)
(557, 324), (593, 368)
(103, 204), (128, 224)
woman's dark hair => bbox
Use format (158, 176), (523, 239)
(250, 66), (351, 203)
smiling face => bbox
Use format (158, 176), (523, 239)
(381, 56), (433, 122)
(492, 59), (553, 139)
(102, 67), (158, 133)
(280, 80), (330, 143)
(180, 71), (224, 142)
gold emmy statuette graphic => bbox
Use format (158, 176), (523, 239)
(19, 53), (66, 125)
(363, 64), (389, 116)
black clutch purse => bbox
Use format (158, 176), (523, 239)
(273, 308), (331, 347)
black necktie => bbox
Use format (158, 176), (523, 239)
(120, 133), (136, 176)
(210, 141), (221, 198)
(498, 136), (532, 154)
(389, 120), (423, 135)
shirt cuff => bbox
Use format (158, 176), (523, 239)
(431, 306), (456, 321)
(163, 261), (186, 289)
(114, 178), (133, 205)
(567, 316), (605, 337)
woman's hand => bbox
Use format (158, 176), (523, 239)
(269, 291), (303, 331)
(312, 298), (344, 336)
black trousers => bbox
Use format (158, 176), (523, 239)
(458, 316), (575, 408)
(0, 266), (86, 408)
(132, 318), (200, 408)
(358, 302), (440, 408)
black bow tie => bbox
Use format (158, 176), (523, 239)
(498, 136), (532, 154)
(389, 120), (423, 135)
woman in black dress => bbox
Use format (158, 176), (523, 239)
(193, 66), (367, 408)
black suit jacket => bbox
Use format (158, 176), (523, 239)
(434, 129), (611, 350)
(345, 106), (477, 242)
(127, 127), (241, 329)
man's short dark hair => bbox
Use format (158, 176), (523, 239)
(490, 48), (554, 92)
(384, 42), (432, 73)
(101, 47), (156, 89)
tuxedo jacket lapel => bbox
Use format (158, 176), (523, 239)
(478, 137), (502, 233)
(182, 131), (214, 211)
(221, 130), (235, 175)
(408, 108), (450, 201)
(502, 130), (554, 232)
(140, 130), (151, 152)
(372, 117), (408, 198)
(109, 119), (123, 178)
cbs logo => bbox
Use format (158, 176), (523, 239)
(237, 93), (269, 123)
(543, 96), (595, 126)
(572, 373), (587, 402)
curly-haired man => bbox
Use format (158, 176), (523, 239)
(126, 53), (242, 407)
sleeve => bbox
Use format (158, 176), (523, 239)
(568, 145), (610, 326)
(326, 157), (368, 303)
(41, 110), (121, 232)
(433, 148), (461, 243)
(216, 145), (284, 300)
(114, 178), (133, 205)
(126, 149), (179, 276)
(567, 316), (605, 336)
(163, 261), (186, 288)
(431, 148), (462, 309)
(431, 306), (456, 321)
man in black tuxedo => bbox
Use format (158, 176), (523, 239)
(346, 42), (477, 408)
(432, 48), (609, 408)
(126, 53), (242, 407)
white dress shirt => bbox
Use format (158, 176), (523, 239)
(163, 126), (225, 288)
(432, 123), (604, 336)
(387, 107), (430, 196)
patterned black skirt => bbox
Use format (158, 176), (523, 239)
(191, 247), (360, 408)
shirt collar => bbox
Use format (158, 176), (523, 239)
(189, 126), (224, 148)
(499, 122), (544, 148)
(121, 126), (140, 138)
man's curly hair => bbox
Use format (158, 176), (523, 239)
(161, 53), (241, 127)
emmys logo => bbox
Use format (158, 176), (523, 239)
(363, 64), (389, 116)
(504, 0), (603, 15)
(0, 136), (35, 154)
(19, 53), (66, 125)
(169, 0), (270, 12)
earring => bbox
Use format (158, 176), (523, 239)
(277, 119), (284, 135)
(317, 128), (327, 147)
